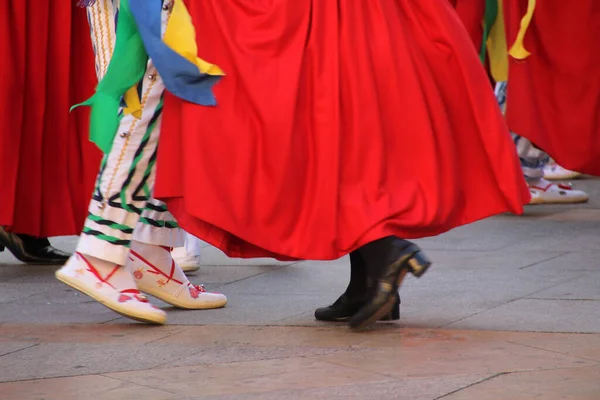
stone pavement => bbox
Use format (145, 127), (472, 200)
(1, 178), (600, 399)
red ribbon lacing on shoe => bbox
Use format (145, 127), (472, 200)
(530, 183), (573, 192)
(130, 250), (183, 285)
(118, 288), (150, 303)
(77, 252), (119, 290)
(130, 249), (206, 294)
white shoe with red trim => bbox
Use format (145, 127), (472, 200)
(55, 253), (167, 324)
(543, 163), (582, 181)
(128, 242), (227, 309)
(529, 181), (589, 204)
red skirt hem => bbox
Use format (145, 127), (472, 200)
(154, 0), (529, 260)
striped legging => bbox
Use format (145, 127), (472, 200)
(76, 0), (183, 265)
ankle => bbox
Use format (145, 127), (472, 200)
(128, 241), (190, 285)
(70, 252), (136, 290)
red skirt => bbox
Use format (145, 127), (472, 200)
(504, 0), (600, 175)
(0, 1), (101, 237)
(449, 0), (486, 52)
(154, 0), (530, 261)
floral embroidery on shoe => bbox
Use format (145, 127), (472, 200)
(157, 278), (167, 287)
(118, 294), (132, 303)
(188, 284), (206, 299)
(133, 268), (144, 280)
(119, 289), (150, 303)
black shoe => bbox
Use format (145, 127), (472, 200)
(0, 227), (71, 265)
(315, 293), (400, 322)
(349, 238), (431, 330)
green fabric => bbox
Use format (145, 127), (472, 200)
(480, 0), (499, 64)
(119, 98), (163, 212)
(72, 0), (148, 154)
(82, 227), (132, 246)
(139, 218), (179, 229)
(86, 214), (133, 233)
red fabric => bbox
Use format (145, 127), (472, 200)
(154, 0), (530, 261)
(0, 1), (101, 237)
(504, 0), (600, 175)
(449, 0), (486, 52)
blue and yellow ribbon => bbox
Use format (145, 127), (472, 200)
(128, 0), (224, 106)
(75, 0), (224, 154)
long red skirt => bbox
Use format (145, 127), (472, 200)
(0, 1), (101, 237)
(154, 0), (530, 261)
(504, 0), (600, 175)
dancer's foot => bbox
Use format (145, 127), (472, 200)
(0, 227), (70, 265)
(315, 250), (400, 322)
(55, 253), (167, 324)
(543, 162), (582, 181)
(315, 293), (400, 322)
(128, 241), (227, 309)
(349, 238), (430, 330)
(528, 178), (589, 204)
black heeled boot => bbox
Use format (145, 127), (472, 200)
(314, 250), (401, 322)
(0, 227), (71, 265)
(348, 236), (431, 330)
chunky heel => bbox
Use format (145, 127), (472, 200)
(349, 239), (428, 330)
(407, 251), (431, 278)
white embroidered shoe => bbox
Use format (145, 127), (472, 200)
(529, 182), (589, 204)
(128, 245), (227, 309)
(55, 253), (167, 324)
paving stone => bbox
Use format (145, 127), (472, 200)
(0, 283), (56, 304)
(143, 293), (332, 326)
(0, 342), (36, 357)
(507, 332), (600, 362)
(187, 265), (285, 285)
(0, 324), (190, 345)
(198, 246), (293, 266)
(1, 180), (600, 398)
(215, 258), (349, 296)
(447, 299), (600, 333)
(0, 341), (205, 382)
(196, 374), (491, 400)
(314, 339), (594, 378)
(442, 366), (600, 400)
(107, 357), (392, 397)
(0, 375), (179, 400)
